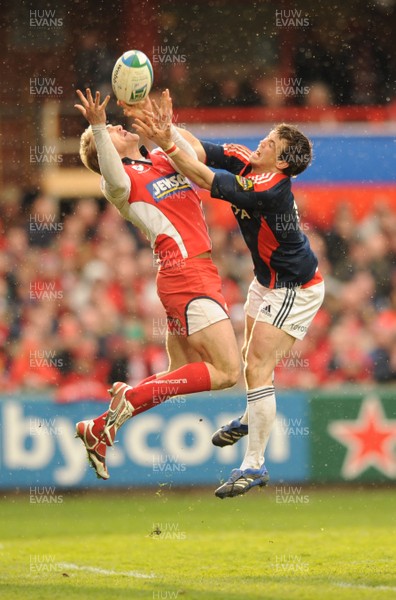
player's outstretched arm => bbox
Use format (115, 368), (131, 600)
(156, 89), (206, 161)
(120, 89), (204, 161)
(133, 114), (214, 190)
(75, 89), (131, 211)
(166, 145), (214, 189)
(174, 128), (206, 162)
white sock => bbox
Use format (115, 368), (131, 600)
(240, 371), (274, 426)
(240, 386), (276, 471)
(240, 407), (248, 425)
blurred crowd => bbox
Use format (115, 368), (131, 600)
(1, 188), (396, 400)
(70, 1), (395, 111)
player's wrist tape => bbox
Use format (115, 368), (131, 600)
(163, 143), (179, 157)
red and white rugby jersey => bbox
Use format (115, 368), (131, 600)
(122, 150), (211, 263)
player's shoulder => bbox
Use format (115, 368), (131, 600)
(248, 171), (289, 191)
(223, 143), (251, 164)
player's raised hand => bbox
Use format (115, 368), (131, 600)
(74, 89), (110, 125)
(133, 110), (172, 150)
(153, 89), (173, 131)
(117, 96), (153, 119)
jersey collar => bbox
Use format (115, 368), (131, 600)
(122, 146), (152, 166)
(241, 163), (252, 176)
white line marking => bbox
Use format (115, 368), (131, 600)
(57, 562), (155, 579)
(335, 582), (396, 592)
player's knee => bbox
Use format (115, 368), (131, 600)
(220, 360), (240, 388)
(212, 360), (240, 390)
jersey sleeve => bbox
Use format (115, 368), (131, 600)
(92, 124), (131, 216)
(211, 172), (290, 209)
(201, 141), (251, 174)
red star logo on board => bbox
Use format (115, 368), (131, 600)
(328, 396), (396, 479)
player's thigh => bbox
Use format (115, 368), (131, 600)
(187, 318), (240, 374)
(245, 320), (296, 383)
(242, 277), (270, 362)
(246, 281), (324, 368)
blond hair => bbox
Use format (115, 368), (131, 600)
(79, 126), (100, 174)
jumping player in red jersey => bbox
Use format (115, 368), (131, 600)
(73, 89), (240, 480)
(133, 91), (324, 498)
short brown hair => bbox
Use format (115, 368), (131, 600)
(274, 123), (313, 177)
(79, 126), (100, 174)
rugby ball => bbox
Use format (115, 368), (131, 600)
(111, 50), (153, 104)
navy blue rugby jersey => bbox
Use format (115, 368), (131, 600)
(202, 141), (319, 289)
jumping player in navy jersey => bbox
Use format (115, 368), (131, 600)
(132, 90), (324, 498)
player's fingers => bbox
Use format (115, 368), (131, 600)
(164, 89), (173, 111)
(76, 89), (89, 106)
(74, 104), (85, 114)
(151, 99), (161, 116)
(86, 88), (94, 105)
(142, 109), (155, 118)
(133, 117), (151, 134)
(136, 117), (158, 138)
(132, 122), (147, 136)
(101, 95), (111, 109)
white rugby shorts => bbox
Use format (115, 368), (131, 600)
(244, 277), (325, 340)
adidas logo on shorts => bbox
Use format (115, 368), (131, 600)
(261, 305), (271, 316)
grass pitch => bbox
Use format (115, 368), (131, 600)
(0, 486), (395, 599)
